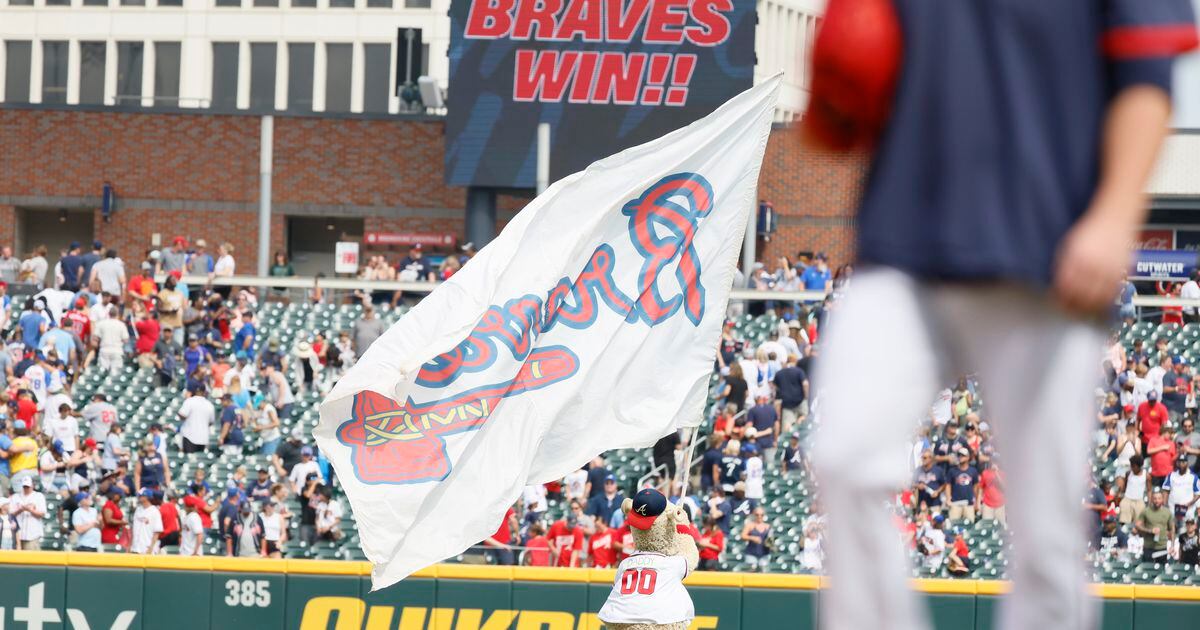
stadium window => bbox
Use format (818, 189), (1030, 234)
(367, 0), (391, 7)
(46, 0), (70, 6)
(154, 42), (181, 105)
(362, 43), (390, 113)
(329, 0), (353, 7)
(7, 0), (33, 5)
(4, 41), (32, 104)
(291, 0), (316, 7)
(286, 43), (314, 112)
(324, 43), (352, 113)
(82, 0), (109, 5)
(214, 0), (241, 6)
(120, 0), (146, 6)
(79, 41), (107, 105)
(254, 0), (279, 6)
(41, 41), (69, 105)
(158, 0), (183, 6)
(116, 42), (144, 106)
(404, 0), (431, 8)
(250, 43), (277, 110)
(211, 42), (239, 110)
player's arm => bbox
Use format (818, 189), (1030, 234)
(1053, 85), (1175, 314)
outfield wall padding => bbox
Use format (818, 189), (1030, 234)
(0, 552), (1195, 629)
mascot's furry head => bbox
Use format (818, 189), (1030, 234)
(623, 488), (699, 572)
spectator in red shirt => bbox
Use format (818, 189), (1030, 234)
(713, 404), (737, 435)
(1148, 423), (1178, 488)
(945, 530), (971, 576)
(979, 463), (1006, 527)
(100, 489), (126, 545)
(1160, 283), (1185, 326)
(611, 522), (635, 563)
(126, 262), (158, 310)
(14, 390), (37, 433)
(587, 518), (617, 568)
(697, 516), (726, 571)
(134, 310), (161, 368)
(524, 522), (551, 567)
(1138, 391), (1169, 447)
(547, 513), (585, 567)
(482, 505), (517, 566)
(183, 483), (217, 531)
(62, 298), (91, 342)
(158, 491), (181, 548)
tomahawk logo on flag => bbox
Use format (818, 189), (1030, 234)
(315, 76), (780, 589)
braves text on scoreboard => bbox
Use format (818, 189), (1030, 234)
(446, 0), (756, 188)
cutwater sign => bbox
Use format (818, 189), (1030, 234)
(1133, 249), (1200, 280)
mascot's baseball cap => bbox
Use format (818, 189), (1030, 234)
(627, 488), (668, 530)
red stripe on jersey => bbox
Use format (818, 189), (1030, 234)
(1102, 24), (1199, 60)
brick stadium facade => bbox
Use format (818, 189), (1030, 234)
(0, 107), (867, 270)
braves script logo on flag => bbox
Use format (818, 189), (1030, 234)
(337, 173), (715, 484)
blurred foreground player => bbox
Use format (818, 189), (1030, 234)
(807, 2), (1198, 630)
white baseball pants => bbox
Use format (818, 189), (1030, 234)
(813, 268), (1103, 630)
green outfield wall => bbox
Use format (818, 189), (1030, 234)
(0, 552), (1196, 629)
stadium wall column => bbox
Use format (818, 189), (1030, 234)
(465, 187), (497, 248)
(259, 115), (274, 276)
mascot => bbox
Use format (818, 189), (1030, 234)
(598, 489), (700, 630)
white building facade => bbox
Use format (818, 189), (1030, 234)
(0, 0), (823, 116)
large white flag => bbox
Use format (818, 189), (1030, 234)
(315, 76), (781, 589)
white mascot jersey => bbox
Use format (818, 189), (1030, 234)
(598, 551), (694, 625)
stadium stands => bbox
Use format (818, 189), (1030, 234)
(4, 278), (1200, 586)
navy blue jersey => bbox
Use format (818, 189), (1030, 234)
(140, 453), (165, 488)
(914, 465), (947, 506)
(858, 0), (1196, 284)
(719, 455), (744, 488)
(949, 465), (979, 503)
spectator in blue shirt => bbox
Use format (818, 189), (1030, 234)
(585, 475), (624, 524)
(18, 299), (48, 350)
(947, 448), (980, 522)
(746, 394), (780, 462)
(183, 334), (213, 377)
(38, 323), (73, 362)
(59, 243), (85, 292)
(914, 451), (947, 510)
(79, 241), (103, 285)
(216, 484), (244, 540)
(800, 253), (832, 294)
(217, 394), (245, 457)
(700, 434), (725, 493)
(718, 441), (744, 493)
(233, 311), (257, 360)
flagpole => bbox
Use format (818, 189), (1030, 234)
(675, 425), (701, 503)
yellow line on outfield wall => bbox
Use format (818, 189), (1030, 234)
(2, 551), (1198, 601)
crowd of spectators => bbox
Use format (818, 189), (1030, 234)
(0, 238), (396, 556)
(469, 253), (1200, 577)
(2, 238), (1194, 579)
